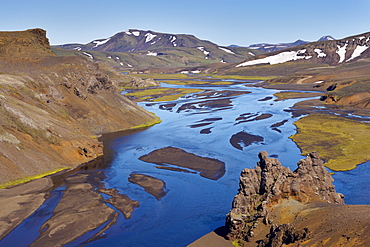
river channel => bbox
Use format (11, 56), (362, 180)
(1, 78), (369, 247)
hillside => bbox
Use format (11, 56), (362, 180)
(53, 29), (262, 68)
(236, 31), (370, 67)
(185, 31), (370, 112)
(0, 29), (159, 185)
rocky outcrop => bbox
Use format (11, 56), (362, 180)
(226, 151), (344, 244)
(257, 223), (310, 247)
(0, 29), (55, 57)
(128, 77), (160, 88)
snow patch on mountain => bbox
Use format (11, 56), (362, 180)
(218, 47), (235, 54)
(236, 49), (310, 67)
(197, 47), (210, 56)
(347, 45), (369, 61)
(170, 36), (177, 42)
(248, 52), (255, 56)
(125, 30), (132, 35)
(92, 38), (111, 48)
(132, 31), (140, 36)
(336, 43), (348, 63)
(145, 33), (157, 43)
(314, 49), (327, 58)
(147, 51), (158, 56)
(83, 52), (94, 59)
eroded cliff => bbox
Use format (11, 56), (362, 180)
(0, 29), (159, 184)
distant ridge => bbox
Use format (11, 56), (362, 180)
(318, 35), (335, 41)
(247, 36), (336, 53)
(236, 31), (369, 67)
(57, 29), (216, 53)
(53, 29), (261, 67)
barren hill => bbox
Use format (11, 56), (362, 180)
(0, 29), (159, 184)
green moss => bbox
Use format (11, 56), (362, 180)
(290, 114), (370, 171)
(0, 167), (69, 189)
(124, 87), (202, 101)
(129, 116), (162, 130)
(273, 92), (322, 101)
(208, 74), (277, 80)
(232, 240), (241, 247)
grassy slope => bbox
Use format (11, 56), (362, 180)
(291, 114), (370, 171)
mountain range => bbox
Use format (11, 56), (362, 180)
(235, 32), (369, 67)
(246, 35), (335, 53)
(52, 29), (262, 68)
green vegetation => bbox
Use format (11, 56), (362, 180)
(334, 78), (370, 98)
(129, 116), (162, 130)
(273, 91), (323, 101)
(0, 167), (69, 189)
(124, 87), (202, 101)
(160, 79), (235, 86)
(290, 114), (370, 171)
(209, 74), (277, 81)
(128, 73), (190, 79)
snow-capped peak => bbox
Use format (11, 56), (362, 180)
(318, 35), (335, 41)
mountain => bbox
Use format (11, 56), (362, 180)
(247, 36), (336, 53)
(57, 29), (216, 52)
(53, 30), (262, 68)
(236, 31), (369, 67)
(318, 35), (335, 41)
(248, 39), (309, 53)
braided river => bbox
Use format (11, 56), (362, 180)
(1, 79), (369, 247)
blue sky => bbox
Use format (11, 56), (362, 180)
(1, 0), (370, 46)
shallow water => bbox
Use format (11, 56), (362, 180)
(1, 80), (368, 247)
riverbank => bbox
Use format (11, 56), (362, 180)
(0, 121), (162, 245)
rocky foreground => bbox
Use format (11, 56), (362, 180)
(224, 151), (370, 246)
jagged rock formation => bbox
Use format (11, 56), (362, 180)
(0, 29), (159, 184)
(226, 151), (344, 245)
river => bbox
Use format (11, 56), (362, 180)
(1, 78), (369, 247)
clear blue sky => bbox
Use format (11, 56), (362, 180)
(1, 0), (370, 46)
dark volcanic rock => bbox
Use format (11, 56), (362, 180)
(257, 223), (310, 247)
(225, 151), (344, 243)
